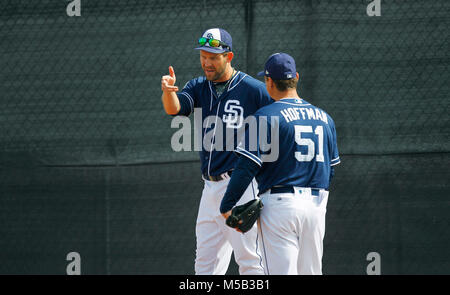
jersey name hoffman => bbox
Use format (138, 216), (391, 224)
(280, 107), (329, 124)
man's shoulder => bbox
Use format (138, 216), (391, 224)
(254, 102), (280, 117)
(179, 76), (209, 93)
(300, 99), (336, 126)
(186, 75), (208, 87)
(232, 71), (265, 90)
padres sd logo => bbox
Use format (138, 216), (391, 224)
(223, 100), (244, 129)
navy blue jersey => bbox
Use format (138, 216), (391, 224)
(235, 98), (340, 193)
(176, 71), (273, 176)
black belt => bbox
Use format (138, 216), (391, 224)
(203, 170), (233, 182)
(269, 186), (322, 196)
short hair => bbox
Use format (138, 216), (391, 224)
(266, 77), (299, 92)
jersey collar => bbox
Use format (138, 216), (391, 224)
(208, 70), (245, 99)
(279, 97), (304, 103)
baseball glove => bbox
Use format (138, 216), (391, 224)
(225, 199), (263, 233)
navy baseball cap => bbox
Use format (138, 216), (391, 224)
(195, 28), (232, 54)
(257, 53), (297, 80)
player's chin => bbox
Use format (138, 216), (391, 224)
(204, 70), (218, 81)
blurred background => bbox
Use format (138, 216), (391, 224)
(0, 0), (448, 274)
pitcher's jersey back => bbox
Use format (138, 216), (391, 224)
(235, 98), (340, 193)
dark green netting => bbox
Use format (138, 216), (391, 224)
(0, 0), (449, 274)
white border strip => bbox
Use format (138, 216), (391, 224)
(235, 147), (262, 167)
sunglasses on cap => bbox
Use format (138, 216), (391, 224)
(198, 37), (231, 50)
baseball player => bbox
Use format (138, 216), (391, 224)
(160, 28), (273, 275)
(220, 53), (340, 275)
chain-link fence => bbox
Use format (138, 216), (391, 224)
(0, 0), (449, 274)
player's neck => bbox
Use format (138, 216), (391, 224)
(214, 66), (235, 83)
(272, 89), (300, 101)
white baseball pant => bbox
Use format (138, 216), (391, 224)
(195, 177), (264, 275)
(258, 187), (329, 275)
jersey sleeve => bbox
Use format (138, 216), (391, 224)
(220, 155), (261, 213)
(235, 113), (273, 167)
(329, 118), (341, 167)
(235, 140), (262, 167)
(176, 79), (197, 116)
(255, 83), (274, 109)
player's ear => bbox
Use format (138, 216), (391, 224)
(265, 77), (274, 91)
(226, 51), (234, 63)
(296, 72), (299, 79)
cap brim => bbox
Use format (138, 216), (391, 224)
(195, 46), (228, 54)
(257, 71), (266, 77)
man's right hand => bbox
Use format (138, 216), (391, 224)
(161, 66), (181, 115)
(161, 66), (179, 92)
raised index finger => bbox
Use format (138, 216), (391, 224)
(169, 66), (175, 78)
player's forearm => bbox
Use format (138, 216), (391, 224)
(220, 156), (261, 214)
(161, 91), (181, 115)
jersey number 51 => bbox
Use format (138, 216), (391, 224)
(294, 125), (325, 162)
